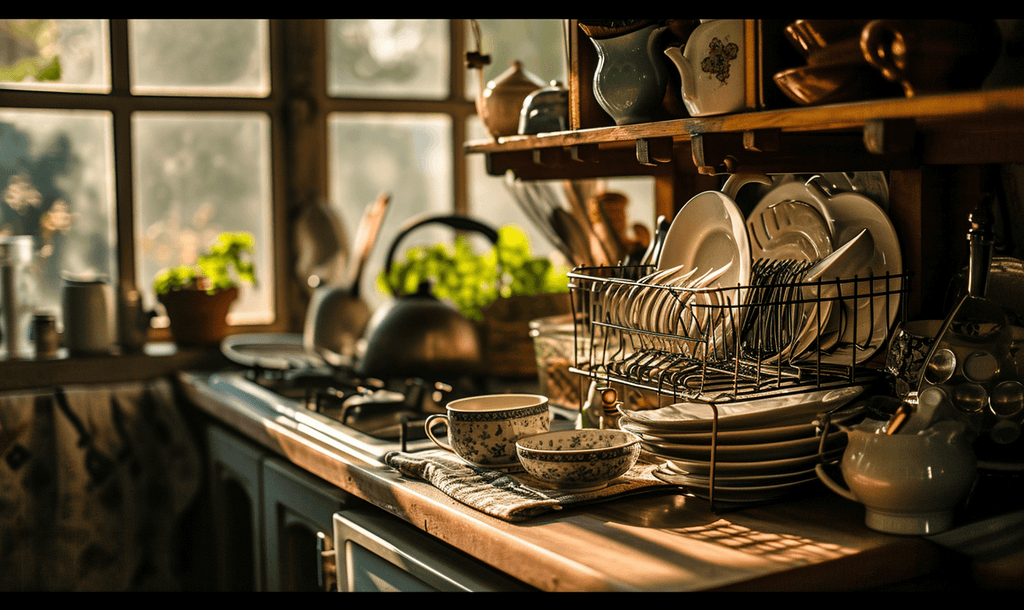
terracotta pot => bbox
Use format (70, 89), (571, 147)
(158, 286), (238, 347)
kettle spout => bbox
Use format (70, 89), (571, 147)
(664, 46), (696, 104)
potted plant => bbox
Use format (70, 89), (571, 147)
(153, 231), (257, 347)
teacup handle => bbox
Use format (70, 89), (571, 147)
(814, 462), (858, 503)
(424, 413), (453, 452)
(860, 20), (912, 95)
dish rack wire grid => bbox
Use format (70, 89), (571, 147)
(566, 262), (911, 509)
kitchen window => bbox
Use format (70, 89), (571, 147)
(0, 18), (653, 343)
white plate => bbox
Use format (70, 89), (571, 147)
(621, 405), (860, 445)
(653, 469), (821, 503)
(659, 191), (751, 298)
(659, 447), (845, 478)
(746, 199), (833, 263)
(658, 462), (818, 486)
(617, 385), (865, 432)
(810, 191), (902, 365)
(622, 420), (817, 445)
(641, 429), (846, 462)
(751, 177), (838, 239)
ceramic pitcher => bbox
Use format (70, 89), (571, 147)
(664, 19), (746, 117)
(590, 23), (670, 125)
(816, 418), (977, 535)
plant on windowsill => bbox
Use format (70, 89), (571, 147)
(153, 231), (257, 347)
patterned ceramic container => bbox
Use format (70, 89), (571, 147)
(885, 319), (943, 399)
(516, 429), (641, 491)
(425, 394), (550, 467)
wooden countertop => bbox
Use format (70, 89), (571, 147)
(178, 370), (953, 592)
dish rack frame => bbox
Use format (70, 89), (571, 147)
(566, 262), (911, 509)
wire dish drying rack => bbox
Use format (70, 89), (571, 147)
(566, 260), (911, 508)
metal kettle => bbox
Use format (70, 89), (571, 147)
(356, 214), (499, 383)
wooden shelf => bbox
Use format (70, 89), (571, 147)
(466, 86), (1024, 178)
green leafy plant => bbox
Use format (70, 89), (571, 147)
(378, 225), (568, 321)
(154, 231), (257, 295)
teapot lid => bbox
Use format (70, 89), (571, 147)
(487, 60), (546, 93)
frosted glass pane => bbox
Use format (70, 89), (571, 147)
(328, 112), (452, 310)
(129, 19), (270, 97)
(465, 20), (567, 101)
(0, 108), (116, 327)
(133, 112), (274, 325)
(0, 20), (110, 93)
(327, 19), (448, 99)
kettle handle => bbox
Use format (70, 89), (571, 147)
(382, 214), (501, 296)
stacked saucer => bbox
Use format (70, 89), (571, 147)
(618, 386), (865, 503)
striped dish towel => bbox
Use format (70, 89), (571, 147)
(383, 449), (670, 522)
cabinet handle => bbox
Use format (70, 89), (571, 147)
(316, 531), (338, 592)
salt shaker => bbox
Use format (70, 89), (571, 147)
(33, 312), (59, 359)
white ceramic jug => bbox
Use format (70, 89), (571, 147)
(816, 418), (977, 535)
(664, 19), (746, 117)
(62, 274), (115, 356)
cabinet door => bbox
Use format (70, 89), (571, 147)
(262, 457), (351, 592)
(334, 507), (533, 592)
(207, 426), (265, 591)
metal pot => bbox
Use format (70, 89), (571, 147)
(357, 214), (499, 383)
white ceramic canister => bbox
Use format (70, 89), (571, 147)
(62, 273), (115, 356)
(0, 236), (36, 359)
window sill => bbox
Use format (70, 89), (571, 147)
(0, 342), (231, 392)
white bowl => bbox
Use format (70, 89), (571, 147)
(516, 429), (641, 491)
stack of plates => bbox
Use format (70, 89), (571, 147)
(619, 385), (866, 504)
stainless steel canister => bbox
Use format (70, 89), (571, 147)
(0, 236), (36, 359)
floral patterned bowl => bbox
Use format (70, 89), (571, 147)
(516, 429), (641, 491)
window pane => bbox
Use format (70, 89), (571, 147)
(465, 19), (567, 101)
(328, 112), (452, 310)
(327, 19), (448, 100)
(0, 108), (116, 330)
(132, 112), (274, 325)
(0, 19), (110, 93)
(129, 19), (270, 97)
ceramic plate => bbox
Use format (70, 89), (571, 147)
(658, 446), (844, 478)
(653, 469), (821, 503)
(658, 191), (751, 298)
(809, 191), (902, 365)
(751, 177), (838, 238)
(746, 199), (833, 263)
(617, 385), (865, 432)
(640, 428), (846, 462)
(621, 406), (859, 446)
(657, 462), (818, 486)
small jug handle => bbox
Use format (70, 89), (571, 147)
(424, 413), (454, 453)
(814, 462), (859, 502)
(721, 172), (772, 202)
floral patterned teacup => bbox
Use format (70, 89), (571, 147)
(425, 394), (550, 467)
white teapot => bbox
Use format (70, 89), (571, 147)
(816, 418), (977, 535)
(664, 19), (746, 117)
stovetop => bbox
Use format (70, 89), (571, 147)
(190, 367), (447, 461)
(185, 364), (576, 464)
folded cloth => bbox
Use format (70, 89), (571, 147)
(383, 449), (671, 522)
